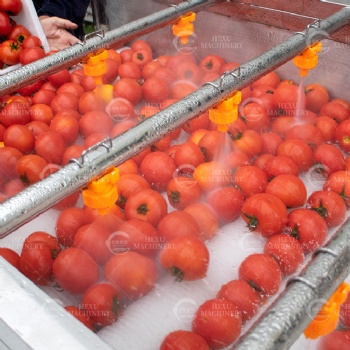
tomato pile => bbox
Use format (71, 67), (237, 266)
(1, 36), (350, 349)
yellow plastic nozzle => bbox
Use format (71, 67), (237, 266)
(82, 167), (120, 215)
(304, 282), (349, 340)
(172, 12), (196, 45)
(83, 49), (108, 84)
(209, 91), (242, 132)
(293, 41), (322, 77)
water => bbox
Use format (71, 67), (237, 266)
(295, 77), (306, 123)
(214, 131), (234, 163)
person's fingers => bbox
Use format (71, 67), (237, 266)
(48, 16), (78, 30)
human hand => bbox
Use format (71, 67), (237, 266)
(39, 16), (81, 50)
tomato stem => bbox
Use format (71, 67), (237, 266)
(243, 213), (259, 231)
(112, 296), (121, 316)
(137, 203), (149, 215)
(310, 200), (328, 219)
(170, 191), (180, 204)
(247, 280), (263, 294)
(169, 266), (184, 282)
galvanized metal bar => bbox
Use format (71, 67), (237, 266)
(0, 7), (349, 238)
(234, 221), (350, 350)
(0, 0), (225, 95)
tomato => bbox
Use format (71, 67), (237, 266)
(206, 186), (244, 224)
(335, 119), (350, 152)
(21, 35), (42, 49)
(141, 60), (162, 80)
(53, 247), (99, 294)
(174, 141), (206, 169)
(305, 83), (329, 112)
(73, 222), (113, 265)
(4, 124), (35, 154)
(285, 124), (324, 150)
(57, 82), (85, 97)
(170, 80), (197, 100)
(251, 85), (275, 112)
(233, 165), (268, 197)
(131, 48), (153, 67)
(317, 330), (350, 350)
(193, 161), (232, 192)
(112, 78), (142, 105)
(264, 155), (299, 179)
(105, 97), (134, 121)
(81, 283), (124, 327)
(35, 130), (65, 165)
(166, 176), (202, 210)
(320, 101), (350, 123)
(260, 132), (283, 155)
(152, 66), (177, 86)
(173, 61), (201, 84)
(277, 139), (313, 172)
(79, 111), (113, 138)
(102, 58), (120, 84)
(0, 146), (23, 182)
(78, 90), (105, 114)
(0, 11), (12, 36)
(332, 98), (350, 111)
(160, 330), (209, 350)
(0, 101), (31, 127)
(119, 48), (133, 63)
(8, 24), (30, 42)
(315, 116), (337, 143)
(24, 231), (61, 259)
(182, 112), (209, 133)
(29, 103), (53, 125)
(197, 130), (223, 162)
(0, 247), (20, 269)
(313, 144), (345, 178)
(286, 208), (328, 252)
(252, 153), (274, 171)
(192, 298), (242, 349)
(143, 76), (170, 103)
(188, 128), (209, 145)
(159, 235), (209, 281)
(306, 190), (346, 228)
(118, 61), (142, 79)
(264, 234), (304, 275)
(47, 69), (71, 88)
(131, 147), (151, 166)
(64, 306), (94, 330)
(19, 47), (46, 65)
(240, 102), (270, 132)
(233, 129), (262, 158)
(50, 114), (79, 146)
(130, 39), (152, 53)
(224, 149), (250, 171)
(252, 71), (280, 89)
(199, 54), (225, 74)
(217, 279), (262, 322)
(50, 92), (79, 114)
(60, 145), (84, 166)
(104, 251), (158, 300)
(183, 202), (219, 241)
(110, 120), (137, 138)
(241, 193), (288, 238)
(324, 171), (350, 207)
(0, 0), (22, 16)
(30, 89), (52, 108)
(272, 80), (302, 115)
(0, 40), (23, 65)
(265, 174), (307, 208)
(124, 188), (167, 226)
(139, 151), (176, 192)
(15, 154), (48, 185)
(158, 210), (200, 242)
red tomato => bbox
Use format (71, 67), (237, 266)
(20, 47), (46, 65)
(131, 48), (153, 67)
(260, 131), (283, 155)
(102, 58), (120, 84)
(104, 251), (158, 300)
(264, 234), (304, 275)
(113, 78), (143, 105)
(264, 155), (299, 179)
(241, 193), (288, 238)
(199, 54), (225, 74)
(47, 69), (71, 88)
(265, 174), (307, 208)
(20, 241), (53, 285)
(62, 145), (85, 166)
(252, 153), (274, 171)
(315, 116), (338, 143)
(305, 83), (329, 112)
(182, 111), (210, 133)
(50, 92), (79, 114)
(286, 208), (328, 252)
(0, 146), (23, 183)
(233, 129), (262, 158)
(110, 219), (159, 256)
(139, 151), (176, 192)
(81, 283), (124, 327)
(35, 130), (66, 165)
(206, 186), (245, 224)
(29, 104), (54, 125)
(285, 123), (324, 150)
(272, 80), (303, 115)
(130, 39), (152, 53)
(224, 149), (250, 171)
(64, 306), (94, 330)
(320, 101), (350, 123)
(317, 330), (350, 350)
(24, 231), (61, 258)
(124, 188), (167, 226)
(160, 330), (209, 350)
(197, 130), (222, 162)
(174, 141), (206, 169)
(78, 90), (105, 114)
(50, 115), (79, 146)
(192, 298), (242, 349)
(170, 80), (198, 100)
(53, 248), (99, 294)
(173, 61), (201, 84)
(0, 11), (11, 36)
(143, 77), (170, 103)
(157, 210), (201, 242)
(233, 165), (268, 197)
(270, 115), (295, 137)
(306, 190), (346, 228)
(118, 61), (142, 79)
(0, 247), (20, 269)
(220, 61), (240, 74)
(79, 111), (113, 138)
(313, 144), (345, 177)
(324, 171), (350, 206)
(335, 119), (350, 152)
(110, 120), (137, 138)
(57, 82), (85, 97)
(240, 102), (270, 132)
(252, 71), (280, 89)
(166, 176), (202, 210)
(217, 279), (262, 322)
(152, 66), (177, 86)
(142, 60), (162, 80)
(22, 35), (43, 49)
(4, 124), (35, 154)
(0, 40), (22, 65)
(0, 101), (30, 127)
(159, 236), (209, 281)
(130, 147), (151, 166)
(7, 24), (30, 43)
(239, 253), (282, 296)
(15, 154), (49, 185)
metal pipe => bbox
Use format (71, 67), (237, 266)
(0, 7), (350, 238)
(234, 222), (350, 350)
(0, 0), (225, 96)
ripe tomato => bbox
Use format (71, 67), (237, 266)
(124, 188), (167, 226)
(166, 176), (202, 210)
(233, 129), (262, 158)
(320, 101), (350, 123)
(286, 208), (328, 252)
(192, 298), (242, 349)
(119, 48), (133, 63)
(102, 58), (120, 84)
(174, 141), (206, 169)
(139, 151), (176, 192)
(239, 253), (282, 296)
(29, 103), (54, 125)
(130, 39), (152, 53)
(141, 60), (162, 80)
(64, 306), (94, 330)
(104, 251), (158, 300)
(324, 171), (350, 206)
(182, 112), (210, 133)
(335, 119), (350, 153)
(315, 116), (338, 143)
(78, 90), (105, 114)
(0, 40), (23, 65)
(270, 115), (295, 137)
(0, 146), (23, 182)
(305, 83), (329, 112)
(113, 78), (143, 105)
(110, 120), (137, 138)
(173, 61), (201, 84)
(4, 124), (35, 154)
(143, 76), (170, 103)
(277, 139), (314, 172)
(0, 247), (20, 269)
(24, 231), (61, 258)
(53, 247), (99, 294)
(264, 234), (304, 275)
(285, 124), (324, 150)
(159, 235), (209, 281)
(170, 80), (197, 100)
(265, 174), (307, 208)
(152, 66), (177, 86)
(252, 153), (274, 171)
(241, 193), (288, 238)
(0, 11), (11, 36)
(50, 92), (79, 114)
(217, 279), (262, 322)
(206, 186), (245, 224)
(197, 130), (222, 162)
(260, 131), (283, 155)
(47, 69), (71, 88)
(0, 101), (30, 127)
(15, 154), (49, 185)
(8, 24), (30, 43)
(157, 210), (201, 242)
(131, 147), (151, 166)
(233, 165), (268, 197)
(3, 178), (25, 196)
(22, 35), (42, 49)
(313, 144), (345, 177)
(20, 47), (46, 65)
(264, 155), (299, 179)
(62, 145), (85, 166)
(79, 111), (113, 138)
(50, 114), (80, 146)
(160, 330), (209, 350)
(132, 48), (153, 67)
(240, 102), (270, 132)
(316, 330), (350, 350)
(252, 71), (280, 89)
(199, 54), (225, 74)
(306, 190), (346, 228)
(20, 240), (54, 285)
(81, 283), (124, 327)
(35, 130), (66, 165)
(224, 149), (250, 171)
(27, 120), (50, 138)
(118, 61), (142, 79)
